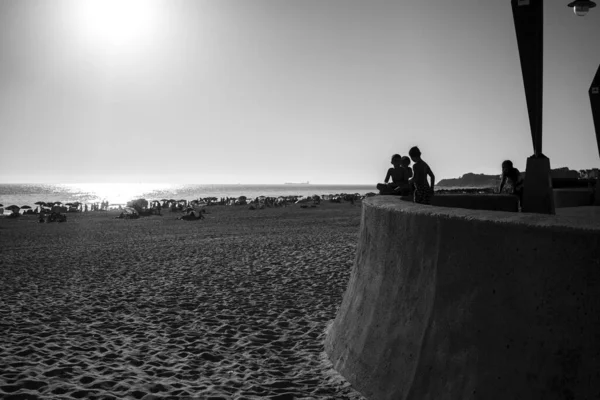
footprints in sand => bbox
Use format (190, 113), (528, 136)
(1, 207), (366, 399)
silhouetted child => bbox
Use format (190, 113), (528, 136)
(377, 154), (412, 195)
(397, 156), (414, 195)
(498, 160), (524, 205)
(408, 146), (435, 204)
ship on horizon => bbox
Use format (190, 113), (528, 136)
(284, 181), (310, 185)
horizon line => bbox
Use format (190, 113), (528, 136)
(0, 182), (376, 186)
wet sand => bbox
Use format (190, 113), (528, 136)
(0, 202), (366, 399)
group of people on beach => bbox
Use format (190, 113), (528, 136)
(38, 212), (67, 223)
(377, 146), (435, 205)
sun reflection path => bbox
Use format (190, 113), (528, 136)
(60, 183), (175, 205)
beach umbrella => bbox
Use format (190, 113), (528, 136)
(21, 205), (32, 209)
(0, 203), (3, 207)
(124, 207), (138, 215)
(34, 201), (45, 205)
(6, 205), (20, 211)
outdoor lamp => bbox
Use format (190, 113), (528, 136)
(567, 0), (596, 16)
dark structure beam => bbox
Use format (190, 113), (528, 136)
(590, 64), (600, 158)
(512, 0), (554, 214)
(511, 0), (544, 157)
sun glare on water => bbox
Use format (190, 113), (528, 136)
(61, 183), (173, 205)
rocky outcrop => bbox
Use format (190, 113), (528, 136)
(437, 173), (500, 188)
(438, 167), (585, 188)
(550, 167), (579, 179)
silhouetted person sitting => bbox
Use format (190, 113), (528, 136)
(498, 160), (524, 207)
(397, 156), (413, 195)
(377, 154), (412, 195)
(409, 146), (435, 204)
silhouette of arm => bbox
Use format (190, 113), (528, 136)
(499, 174), (507, 193)
(427, 164), (435, 191)
(384, 168), (392, 183)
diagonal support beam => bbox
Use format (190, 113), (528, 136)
(511, 0), (544, 157)
(512, 0), (554, 214)
(590, 64), (600, 158)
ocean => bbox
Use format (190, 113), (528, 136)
(0, 183), (377, 210)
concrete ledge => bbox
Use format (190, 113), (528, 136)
(431, 193), (519, 212)
(552, 178), (596, 189)
(325, 197), (600, 400)
(553, 188), (593, 208)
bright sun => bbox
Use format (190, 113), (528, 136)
(71, 0), (159, 50)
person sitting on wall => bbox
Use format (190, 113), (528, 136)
(408, 146), (435, 205)
(377, 154), (412, 195)
(498, 160), (524, 207)
(395, 156), (414, 196)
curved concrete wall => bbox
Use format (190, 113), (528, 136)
(431, 193), (519, 212)
(325, 197), (600, 400)
(553, 188), (594, 208)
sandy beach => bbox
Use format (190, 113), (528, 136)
(0, 202), (366, 399)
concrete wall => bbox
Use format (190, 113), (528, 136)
(428, 190), (594, 211)
(431, 194), (519, 212)
(325, 197), (600, 400)
(553, 188), (593, 208)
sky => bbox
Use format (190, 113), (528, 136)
(0, 0), (599, 184)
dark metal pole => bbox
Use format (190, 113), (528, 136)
(590, 64), (600, 158)
(511, 0), (544, 157)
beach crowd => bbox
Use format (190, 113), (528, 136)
(0, 192), (371, 222)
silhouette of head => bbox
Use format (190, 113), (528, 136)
(408, 146), (421, 160)
(502, 160), (513, 173)
(401, 156), (411, 167)
(391, 154), (401, 164)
